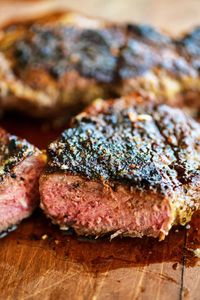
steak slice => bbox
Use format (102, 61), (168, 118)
(0, 11), (199, 118)
(40, 94), (200, 239)
(0, 128), (45, 233)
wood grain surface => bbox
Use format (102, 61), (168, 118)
(0, 1), (200, 300)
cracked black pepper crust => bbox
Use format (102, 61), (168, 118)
(0, 128), (37, 181)
(46, 94), (200, 194)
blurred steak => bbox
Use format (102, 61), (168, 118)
(0, 12), (199, 118)
(40, 94), (200, 239)
(0, 128), (45, 233)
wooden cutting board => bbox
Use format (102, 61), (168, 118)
(0, 109), (199, 300)
(0, 1), (200, 299)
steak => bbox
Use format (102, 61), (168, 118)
(0, 128), (45, 233)
(40, 94), (200, 239)
(0, 11), (199, 118)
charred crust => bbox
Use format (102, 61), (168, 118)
(119, 24), (195, 79)
(126, 24), (171, 44)
(10, 20), (198, 85)
(0, 131), (36, 181)
(13, 25), (125, 83)
(46, 97), (200, 194)
(176, 26), (200, 71)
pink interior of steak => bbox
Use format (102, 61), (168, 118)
(0, 153), (45, 232)
(40, 174), (173, 239)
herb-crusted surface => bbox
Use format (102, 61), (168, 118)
(47, 96), (200, 194)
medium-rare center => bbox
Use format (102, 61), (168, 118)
(40, 94), (200, 240)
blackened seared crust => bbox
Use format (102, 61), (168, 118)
(47, 94), (200, 195)
(14, 25), (125, 83)
(11, 22), (195, 81)
(0, 12), (200, 117)
(7, 18), (198, 80)
(0, 128), (37, 180)
(8, 20), (198, 81)
(119, 24), (195, 79)
(176, 26), (200, 70)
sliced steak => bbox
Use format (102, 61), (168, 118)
(40, 94), (200, 239)
(0, 12), (199, 118)
(0, 128), (45, 233)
